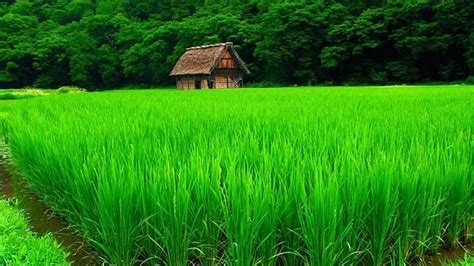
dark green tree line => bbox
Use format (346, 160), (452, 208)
(0, 0), (473, 89)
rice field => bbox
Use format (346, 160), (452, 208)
(4, 86), (474, 264)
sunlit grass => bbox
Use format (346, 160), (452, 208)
(0, 199), (68, 264)
(5, 85), (474, 264)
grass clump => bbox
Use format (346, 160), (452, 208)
(56, 86), (86, 94)
(0, 89), (47, 100)
(0, 86), (86, 101)
(0, 92), (36, 100)
(0, 199), (68, 264)
(4, 85), (474, 265)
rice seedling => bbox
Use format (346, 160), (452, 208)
(4, 85), (473, 265)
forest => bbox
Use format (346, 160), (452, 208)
(0, 0), (473, 89)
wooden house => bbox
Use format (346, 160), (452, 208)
(170, 42), (250, 89)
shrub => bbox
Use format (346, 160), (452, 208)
(465, 76), (474, 84)
(246, 81), (286, 88)
(0, 92), (42, 100)
(56, 86), (87, 94)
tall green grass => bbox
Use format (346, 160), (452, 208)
(5, 86), (474, 264)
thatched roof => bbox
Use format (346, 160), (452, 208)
(170, 42), (250, 76)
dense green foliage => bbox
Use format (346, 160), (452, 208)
(0, 0), (473, 89)
(0, 199), (68, 264)
(6, 86), (473, 264)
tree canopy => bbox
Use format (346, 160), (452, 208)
(0, 0), (473, 89)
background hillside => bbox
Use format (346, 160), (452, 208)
(0, 0), (473, 89)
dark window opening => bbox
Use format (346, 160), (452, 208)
(208, 79), (214, 89)
(195, 80), (201, 89)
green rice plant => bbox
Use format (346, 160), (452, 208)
(4, 86), (473, 265)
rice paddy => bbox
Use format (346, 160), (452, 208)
(4, 86), (474, 264)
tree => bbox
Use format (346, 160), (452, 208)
(466, 33), (474, 78)
(256, 2), (348, 85)
(0, 0), (472, 88)
(32, 26), (70, 87)
(0, 13), (38, 87)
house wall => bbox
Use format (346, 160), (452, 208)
(214, 75), (228, 88)
(176, 75), (210, 90)
(213, 71), (243, 88)
(177, 74), (243, 89)
(201, 79), (209, 89)
(177, 76), (194, 90)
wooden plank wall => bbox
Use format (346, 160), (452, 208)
(177, 76), (212, 89)
(177, 76), (194, 90)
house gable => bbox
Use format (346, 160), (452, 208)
(216, 50), (237, 69)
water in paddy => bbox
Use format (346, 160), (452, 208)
(421, 245), (473, 265)
(0, 141), (97, 265)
